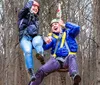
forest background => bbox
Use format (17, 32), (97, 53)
(0, 0), (100, 85)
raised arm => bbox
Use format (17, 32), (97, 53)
(18, 0), (34, 20)
(65, 22), (80, 37)
(59, 20), (80, 37)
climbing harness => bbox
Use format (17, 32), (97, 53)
(48, 32), (76, 72)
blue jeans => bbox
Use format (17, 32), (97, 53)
(20, 35), (44, 69)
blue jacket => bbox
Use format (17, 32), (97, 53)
(43, 22), (80, 57)
(18, 1), (39, 40)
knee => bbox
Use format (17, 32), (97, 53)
(32, 36), (43, 46)
(39, 66), (49, 76)
(24, 51), (32, 57)
(39, 66), (44, 72)
(37, 67), (47, 77)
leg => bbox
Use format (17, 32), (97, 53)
(68, 55), (78, 75)
(32, 35), (44, 56)
(67, 55), (81, 85)
(31, 56), (61, 85)
(20, 36), (33, 69)
(20, 36), (36, 81)
(32, 35), (45, 64)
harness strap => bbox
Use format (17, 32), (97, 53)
(65, 39), (70, 53)
(49, 32), (76, 58)
(53, 54), (56, 58)
(69, 52), (76, 55)
(60, 32), (66, 48)
(52, 33), (62, 58)
(48, 33), (59, 39)
(52, 32), (65, 58)
(53, 34), (59, 39)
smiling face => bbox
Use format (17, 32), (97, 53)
(30, 5), (39, 14)
(51, 22), (61, 33)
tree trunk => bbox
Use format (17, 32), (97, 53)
(93, 0), (100, 85)
(1, 0), (29, 85)
(0, 0), (96, 85)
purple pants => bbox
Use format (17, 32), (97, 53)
(30, 55), (78, 85)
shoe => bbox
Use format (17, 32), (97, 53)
(36, 53), (45, 65)
(73, 74), (81, 85)
(31, 74), (36, 81)
(28, 68), (36, 81)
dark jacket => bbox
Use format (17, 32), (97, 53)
(18, 1), (39, 40)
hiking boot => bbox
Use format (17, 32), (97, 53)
(73, 74), (81, 85)
(28, 68), (36, 81)
(36, 53), (45, 65)
(31, 74), (36, 81)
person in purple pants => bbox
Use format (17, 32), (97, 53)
(30, 19), (81, 85)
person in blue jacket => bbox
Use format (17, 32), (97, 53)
(18, 0), (45, 81)
(30, 19), (81, 85)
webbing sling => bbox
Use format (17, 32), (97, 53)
(48, 33), (59, 58)
(62, 33), (76, 55)
(51, 32), (76, 58)
(65, 39), (76, 55)
(48, 33), (59, 39)
(53, 33), (62, 58)
(60, 32), (66, 48)
(52, 32), (67, 58)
